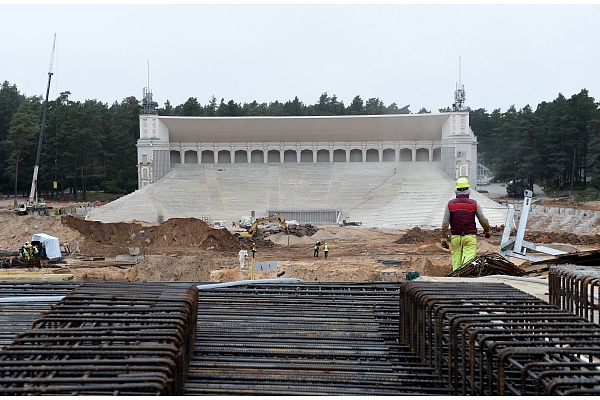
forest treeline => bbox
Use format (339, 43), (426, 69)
(0, 79), (599, 201)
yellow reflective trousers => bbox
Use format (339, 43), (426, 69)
(450, 234), (477, 270)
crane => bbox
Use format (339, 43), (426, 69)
(18, 34), (56, 215)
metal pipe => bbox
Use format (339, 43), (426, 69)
(478, 275), (549, 285)
(197, 278), (302, 290)
(0, 295), (65, 303)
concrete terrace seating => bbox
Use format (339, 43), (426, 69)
(527, 204), (600, 235)
(86, 162), (508, 229)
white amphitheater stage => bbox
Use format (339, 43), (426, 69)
(86, 162), (508, 230)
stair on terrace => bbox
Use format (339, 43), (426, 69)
(526, 204), (600, 235)
(86, 162), (508, 228)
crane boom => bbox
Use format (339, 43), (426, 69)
(27, 33), (56, 208)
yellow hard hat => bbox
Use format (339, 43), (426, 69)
(456, 177), (470, 189)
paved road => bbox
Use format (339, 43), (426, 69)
(476, 183), (547, 199)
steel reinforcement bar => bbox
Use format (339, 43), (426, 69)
(0, 281), (80, 349)
(187, 281), (452, 395)
(549, 264), (600, 325)
(400, 281), (600, 396)
(0, 281), (198, 395)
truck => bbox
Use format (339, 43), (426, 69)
(17, 198), (51, 216)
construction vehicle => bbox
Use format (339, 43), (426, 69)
(17, 34), (56, 215)
(239, 213), (288, 238)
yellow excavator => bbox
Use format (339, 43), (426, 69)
(239, 213), (288, 238)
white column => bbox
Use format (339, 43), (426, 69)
(362, 141), (366, 162)
(329, 142), (333, 163)
(412, 141), (416, 162)
(296, 142), (301, 163)
(263, 142), (268, 163)
(231, 143), (235, 164)
(429, 140), (433, 162)
(312, 142), (317, 163)
(345, 142), (350, 162)
(395, 141), (399, 162)
(378, 141), (383, 162)
(213, 143), (218, 164)
(247, 143), (251, 164)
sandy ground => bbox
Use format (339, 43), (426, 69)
(1, 197), (600, 284)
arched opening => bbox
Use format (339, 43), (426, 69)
(365, 149), (379, 162)
(316, 149), (329, 162)
(399, 148), (412, 162)
(235, 150), (248, 163)
(250, 150), (264, 163)
(300, 149), (313, 162)
(382, 148), (395, 162)
(201, 150), (214, 163)
(333, 149), (346, 162)
(432, 148), (441, 162)
(218, 150), (231, 163)
(283, 150), (297, 163)
(267, 150), (281, 163)
(170, 150), (181, 164)
(415, 148), (429, 162)
(184, 150), (198, 164)
(349, 149), (362, 162)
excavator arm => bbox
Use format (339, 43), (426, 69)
(239, 214), (287, 238)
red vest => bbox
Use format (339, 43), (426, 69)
(448, 195), (478, 235)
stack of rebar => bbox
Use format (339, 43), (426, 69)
(0, 281), (80, 349)
(445, 252), (526, 278)
(3, 278), (600, 395)
(0, 281), (198, 395)
(186, 282), (452, 395)
(549, 264), (600, 325)
(400, 281), (600, 395)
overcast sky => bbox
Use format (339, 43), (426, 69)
(2, 3), (599, 113)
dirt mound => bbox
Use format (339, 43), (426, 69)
(149, 218), (243, 250)
(540, 199), (600, 211)
(311, 229), (336, 241)
(524, 231), (600, 246)
(61, 216), (248, 257)
(285, 224), (320, 237)
(395, 227), (441, 244)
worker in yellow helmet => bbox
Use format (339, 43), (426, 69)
(441, 177), (491, 270)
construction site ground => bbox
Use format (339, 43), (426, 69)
(1, 197), (600, 284)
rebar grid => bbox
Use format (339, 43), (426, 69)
(187, 281), (452, 395)
(0, 281), (80, 349)
(549, 264), (600, 325)
(400, 281), (600, 396)
(4, 279), (600, 395)
(0, 281), (198, 395)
